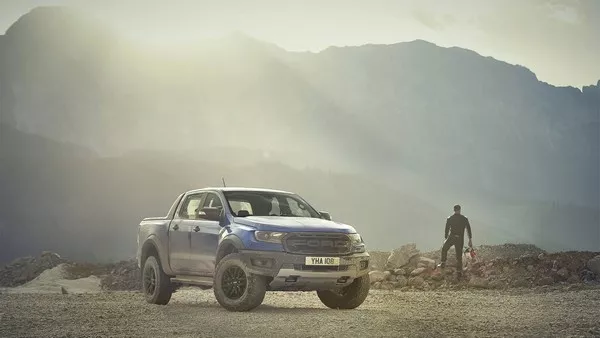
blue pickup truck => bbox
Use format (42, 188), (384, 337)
(136, 187), (370, 311)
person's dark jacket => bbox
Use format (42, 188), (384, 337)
(445, 214), (472, 240)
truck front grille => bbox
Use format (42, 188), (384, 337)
(284, 233), (352, 255)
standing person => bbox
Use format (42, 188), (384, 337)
(439, 204), (472, 277)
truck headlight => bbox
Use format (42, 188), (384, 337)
(348, 233), (363, 244)
(348, 233), (365, 253)
(254, 231), (285, 243)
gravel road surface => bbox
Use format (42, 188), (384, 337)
(2, 288), (600, 337)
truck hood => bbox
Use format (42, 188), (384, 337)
(233, 216), (357, 233)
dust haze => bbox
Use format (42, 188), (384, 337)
(0, 6), (598, 264)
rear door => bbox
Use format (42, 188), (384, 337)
(169, 192), (204, 274)
(189, 191), (223, 275)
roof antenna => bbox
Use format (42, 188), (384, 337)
(222, 177), (227, 187)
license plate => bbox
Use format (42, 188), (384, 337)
(305, 257), (340, 266)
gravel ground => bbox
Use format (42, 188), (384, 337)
(1, 288), (600, 338)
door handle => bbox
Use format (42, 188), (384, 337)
(172, 224), (179, 231)
(193, 226), (200, 232)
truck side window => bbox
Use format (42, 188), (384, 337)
(203, 192), (223, 209)
(178, 193), (204, 219)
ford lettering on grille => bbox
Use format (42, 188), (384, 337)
(284, 233), (351, 254)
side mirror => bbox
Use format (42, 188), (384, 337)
(200, 207), (222, 222)
(320, 211), (332, 221)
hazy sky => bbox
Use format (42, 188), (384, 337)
(0, 0), (598, 88)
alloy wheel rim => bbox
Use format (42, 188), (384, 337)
(222, 266), (247, 300)
(143, 266), (157, 295)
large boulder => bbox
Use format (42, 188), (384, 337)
(587, 256), (600, 276)
(386, 243), (420, 270)
(369, 271), (386, 284)
(417, 257), (436, 269)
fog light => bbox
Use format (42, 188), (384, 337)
(336, 276), (350, 283)
(251, 258), (274, 268)
(359, 260), (369, 270)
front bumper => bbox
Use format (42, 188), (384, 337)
(239, 250), (370, 291)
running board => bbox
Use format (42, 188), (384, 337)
(171, 276), (214, 287)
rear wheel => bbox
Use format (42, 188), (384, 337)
(213, 253), (267, 312)
(317, 275), (370, 309)
(142, 256), (172, 305)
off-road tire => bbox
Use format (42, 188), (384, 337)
(213, 253), (267, 312)
(317, 274), (370, 309)
(142, 256), (172, 305)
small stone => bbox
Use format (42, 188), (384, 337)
(383, 271), (392, 281)
(527, 265), (534, 272)
(556, 268), (569, 279)
(410, 267), (427, 276)
(395, 275), (408, 287)
(393, 268), (406, 276)
(408, 276), (425, 287)
(60, 286), (68, 294)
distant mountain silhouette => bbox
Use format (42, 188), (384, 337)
(0, 7), (598, 262)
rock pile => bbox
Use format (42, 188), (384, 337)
(0, 251), (65, 287)
(64, 259), (141, 291)
(421, 243), (546, 265)
(369, 244), (600, 291)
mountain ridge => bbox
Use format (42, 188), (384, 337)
(0, 7), (598, 262)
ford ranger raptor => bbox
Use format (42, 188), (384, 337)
(136, 187), (370, 311)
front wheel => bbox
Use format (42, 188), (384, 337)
(317, 275), (370, 309)
(142, 256), (172, 305)
(213, 253), (267, 312)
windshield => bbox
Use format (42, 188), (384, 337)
(223, 191), (321, 218)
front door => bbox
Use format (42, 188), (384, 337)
(189, 192), (223, 275)
(168, 192), (204, 274)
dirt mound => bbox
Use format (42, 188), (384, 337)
(1, 252), (140, 291)
(5, 264), (102, 294)
(0, 252), (65, 287)
(369, 243), (600, 291)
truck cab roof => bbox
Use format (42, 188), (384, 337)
(187, 187), (294, 195)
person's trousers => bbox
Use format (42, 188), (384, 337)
(441, 235), (464, 271)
